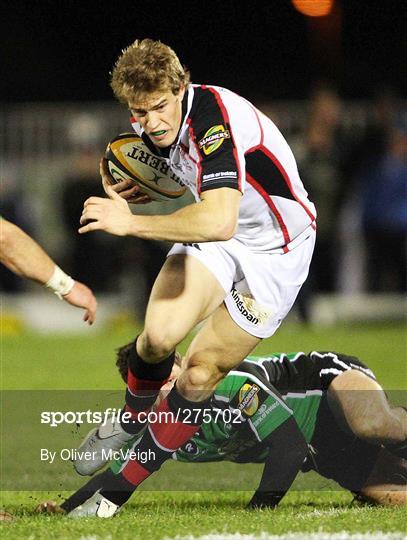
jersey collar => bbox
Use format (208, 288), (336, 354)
(174, 84), (194, 146)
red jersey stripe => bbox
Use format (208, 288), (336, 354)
(247, 173), (291, 245)
(260, 145), (316, 222)
(187, 118), (203, 193)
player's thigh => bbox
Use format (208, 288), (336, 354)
(144, 254), (226, 343)
(178, 303), (261, 397)
(327, 370), (392, 437)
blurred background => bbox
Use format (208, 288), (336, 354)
(1, 0), (406, 332)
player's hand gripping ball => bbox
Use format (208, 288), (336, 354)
(105, 133), (187, 202)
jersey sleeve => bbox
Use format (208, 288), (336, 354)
(216, 360), (294, 443)
(249, 416), (308, 507)
(227, 360), (308, 506)
(187, 87), (244, 194)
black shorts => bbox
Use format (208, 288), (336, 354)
(269, 351), (377, 397)
(302, 395), (381, 493)
(310, 351), (377, 391)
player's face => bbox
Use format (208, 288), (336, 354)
(129, 87), (185, 148)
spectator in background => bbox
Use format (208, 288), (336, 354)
(360, 112), (407, 293)
(344, 86), (398, 179)
(291, 82), (348, 320)
(343, 86), (406, 293)
(61, 147), (123, 292)
(61, 115), (122, 292)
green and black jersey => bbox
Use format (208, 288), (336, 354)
(112, 350), (368, 473)
(111, 350), (372, 476)
(63, 350), (377, 512)
(173, 352), (323, 464)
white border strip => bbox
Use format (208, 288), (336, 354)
(166, 532), (405, 540)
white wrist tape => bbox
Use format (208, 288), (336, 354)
(45, 266), (75, 299)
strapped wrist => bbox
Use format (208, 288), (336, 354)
(45, 265), (75, 299)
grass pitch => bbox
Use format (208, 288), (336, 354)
(1, 321), (406, 539)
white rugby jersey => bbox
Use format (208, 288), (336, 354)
(130, 84), (316, 253)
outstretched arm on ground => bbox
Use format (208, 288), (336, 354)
(248, 417), (308, 509)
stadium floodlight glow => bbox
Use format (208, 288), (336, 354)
(291, 0), (334, 17)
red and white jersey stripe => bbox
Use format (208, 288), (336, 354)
(131, 84), (316, 252)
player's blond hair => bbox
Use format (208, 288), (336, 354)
(111, 39), (190, 103)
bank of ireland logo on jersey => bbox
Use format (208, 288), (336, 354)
(252, 401), (279, 428)
(198, 125), (230, 155)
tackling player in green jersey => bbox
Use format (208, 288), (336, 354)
(39, 348), (406, 517)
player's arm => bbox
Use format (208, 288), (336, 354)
(0, 219), (55, 281)
(79, 181), (241, 242)
(226, 360), (308, 509)
(79, 101), (243, 242)
(248, 417), (308, 509)
(0, 219), (97, 324)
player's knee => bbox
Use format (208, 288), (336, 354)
(192, 364), (222, 388)
(183, 362), (224, 394)
(138, 329), (176, 361)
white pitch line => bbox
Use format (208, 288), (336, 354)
(166, 532), (406, 540)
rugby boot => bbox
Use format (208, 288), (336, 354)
(68, 490), (119, 518)
(73, 415), (135, 476)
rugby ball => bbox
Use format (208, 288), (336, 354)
(105, 133), (187, 201)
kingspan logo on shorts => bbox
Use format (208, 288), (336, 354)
(198, 125), (230, 155)
(230, 288), (272, 325)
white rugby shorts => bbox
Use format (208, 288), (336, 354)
(167, 227), (316, 338)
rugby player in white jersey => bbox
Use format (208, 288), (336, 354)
(76, 38), (316, 500)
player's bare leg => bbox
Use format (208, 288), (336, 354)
(74, 254), (227, 475)
(327, 370), (407, 445)
(358, 448), (407, 506)
(177, 302), (261, 401)
(90, 301), (262, 504)
(137, 254), (227, 362)
(75, 260), (262, 507)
